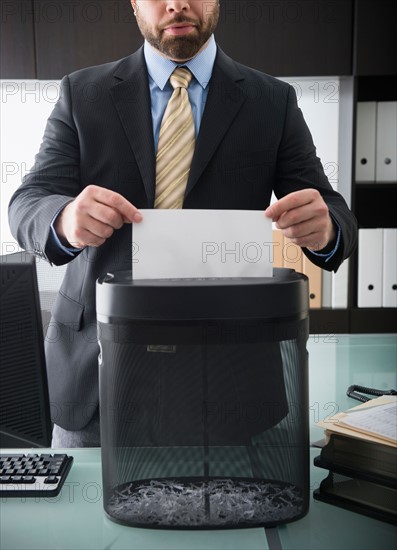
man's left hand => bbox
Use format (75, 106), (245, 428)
(264, 189), (336, 252)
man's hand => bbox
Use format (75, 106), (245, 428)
(54, 185), (143, 248)
(265, 189), (336, 252)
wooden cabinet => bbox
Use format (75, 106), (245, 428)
(2, 0), (354, 80)
(216, 0), (353, 76)
(33, 1), (143, 79)
(354, 0), (397, 76)
(3, 1), (395, 80)
(0, 0), (36, 79)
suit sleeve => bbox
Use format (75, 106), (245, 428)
(8, 75), (83, 266)
(273, 85), (357, 273)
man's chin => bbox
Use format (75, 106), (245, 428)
(159, 38), (202, 61)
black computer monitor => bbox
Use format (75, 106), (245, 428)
(0, 252), (52, 448)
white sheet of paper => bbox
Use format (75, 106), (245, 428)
(132, 210), (273, 280)
(339, 401), (397, 443)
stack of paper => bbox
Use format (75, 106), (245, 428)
(317, 395), (397, 446)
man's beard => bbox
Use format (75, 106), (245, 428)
(135, 8), (219, 61)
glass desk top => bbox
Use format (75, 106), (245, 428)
(1, 334), (396, 550)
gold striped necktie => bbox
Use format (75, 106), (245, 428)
(154, 67), (195, 209)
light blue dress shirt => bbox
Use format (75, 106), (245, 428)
(144, 34), (217, 149)
(50, 33), (339, 261)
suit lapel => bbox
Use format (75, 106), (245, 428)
(186, 49), (246, 198)
(109, 47), (246, 205)
(110, 48), (156, 206)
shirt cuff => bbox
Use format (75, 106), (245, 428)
(308, 222), (341, 263)
(49, 208), (84, 256)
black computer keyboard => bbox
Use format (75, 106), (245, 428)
(0, 453), (73, 497)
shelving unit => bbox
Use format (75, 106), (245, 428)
(311, 1), (397, 333)
(349, 74), (397, 332)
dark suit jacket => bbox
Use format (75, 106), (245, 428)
(9, 46), (357, 431)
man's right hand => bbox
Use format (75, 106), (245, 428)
(54, 185), (143, 248)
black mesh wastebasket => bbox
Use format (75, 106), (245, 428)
(96, 268), (309, 529)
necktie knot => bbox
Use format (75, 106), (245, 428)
(170, 67), (193, 90)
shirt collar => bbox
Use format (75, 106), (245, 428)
(144, 34), (217, 90)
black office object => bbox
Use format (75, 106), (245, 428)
(0, 452), (73, 497)
(0, 252), (52, 448)
(347, 384), (397, 403)
(313, 405), (397, 523)
(96, 268), (310, 529)
(313, 461), (397, 525)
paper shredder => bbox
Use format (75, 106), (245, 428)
(96, 268), (309, 528)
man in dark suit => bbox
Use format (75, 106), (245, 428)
(8, 0), (357, 446)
